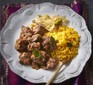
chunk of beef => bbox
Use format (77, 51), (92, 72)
(15, 39), (29, 52)
(31, 55), (41, 64)
(32, 42), (40, 49)
(31, 34), (42, 42)
(42, 36), (50, 50)
(20, 26), (33, 41)
(40, 51), (46, 57)
(33, 24), (48, 35)
(40, 51), (50, 59)
(42, 36), (57, 51)
(30, 51), (50, 68)
(31, 62), (40, 70)
(27, 42), (40, 51)
(39, 51), (49, 65)
(21, 26), (32, 33)
(30, 54), (36, 61)
(42, 36), (50, 45)
(46, 58), (58, 70)
(19, 52), (31, 65)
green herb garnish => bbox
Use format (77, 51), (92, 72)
(50, 36), (56, 45)
(32, 49), (41, 58)
(54, 18), (62, 26)
(67, 42), (72, 47)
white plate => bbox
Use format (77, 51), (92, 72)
(0, 2), (92, 83)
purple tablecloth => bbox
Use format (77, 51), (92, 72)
(1, 1), (93, 85)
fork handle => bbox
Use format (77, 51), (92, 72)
(46, 64), (63, 85)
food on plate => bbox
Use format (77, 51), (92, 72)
(15, 24), (58, 70)
(15, 15), (80, 70)
(36, 15), (69, 31)
(46, 26), (80, 63)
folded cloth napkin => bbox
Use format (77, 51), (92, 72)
(1, 0), (89, 85)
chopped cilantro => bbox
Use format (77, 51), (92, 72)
(67, 42), (72, 47)
(32, 49), (41, 58)
(50, 36), (56, 45)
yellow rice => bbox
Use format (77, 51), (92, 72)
(45, 26), (80, 63)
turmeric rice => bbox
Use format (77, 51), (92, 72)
(45, 26), (80, 63)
